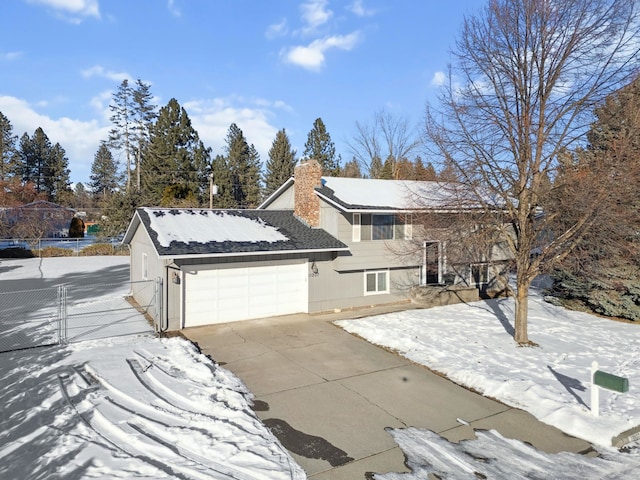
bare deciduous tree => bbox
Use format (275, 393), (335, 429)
(349, 109), (419, 178)
(424, 0), (640, 344)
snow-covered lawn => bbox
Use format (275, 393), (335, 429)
(337, 289), (640, 478)
(4, 256), (640, 479)
(0, 257), (304, 479)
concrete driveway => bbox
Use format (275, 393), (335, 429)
(183, 305), (591, 479)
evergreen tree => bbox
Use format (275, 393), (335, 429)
(68, 216), (85, 238)
(379, 156), (394, 179)
(210, 154), (234, 208)
(264, 128), (297, 196)
(19, 128), (50, 193)
(0, 111), (19, 181)
(550, 77), (640, 321)
(341, 157), (363, 178)
(90, 143), (121, 201)
(224, 123), (262, 208)
(48, 142), (72, 204)
(108, 79), (134, 191)
(414, 157), (437, 181)
(73, 182), (92, 211)
(144, 98), (210, 206)
(131, 79), (157, 190)
(303, 117), (340, 175)
(368, 155), (383, 179)
(100, 189), (143, 237)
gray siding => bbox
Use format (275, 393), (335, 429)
(129, 223), (163, 326)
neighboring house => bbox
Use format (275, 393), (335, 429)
(4, 200), (76, 238)
(123, 159), (509, 331)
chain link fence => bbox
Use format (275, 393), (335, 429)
(0, 280), (158, 353)
(0, 287), (63, 353)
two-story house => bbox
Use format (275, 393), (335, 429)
(123, 159), (508, 332)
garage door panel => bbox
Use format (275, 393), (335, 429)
(183, 261), (308, 327)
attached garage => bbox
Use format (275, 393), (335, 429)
(123, 207), (348, 332)
(183, 261), (308, 327)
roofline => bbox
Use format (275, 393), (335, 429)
(257, 177), (294, 209)
(158, 246), (350, 261)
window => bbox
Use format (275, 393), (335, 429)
(352, 213), (361, 242)
(365, 270), (389, 295)
(142, 253), (148, 280)
(372, 214), (394, 240)
(471, 264), (489, 286)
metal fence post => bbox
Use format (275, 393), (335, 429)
(155, 277), (163, 333)
(60, 285), (68, 344)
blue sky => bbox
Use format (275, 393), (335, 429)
(0, 0), (481, 185)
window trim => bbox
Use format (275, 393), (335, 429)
(364, 269), (390, 295)
(352, 213), (361, 242)
(404, 213), (413, 240)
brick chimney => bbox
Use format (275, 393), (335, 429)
(294, 159), (322, 227)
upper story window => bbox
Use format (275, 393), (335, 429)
(372, 214), (394, 240)
(352, 213), (412, 242)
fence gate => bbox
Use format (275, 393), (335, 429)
(64, 280), (156, 344)
(0, 287), (63, 353)
(0, 280), (157, 353)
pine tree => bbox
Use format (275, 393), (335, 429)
(368, 155), (383, 179)
(48, 142), (72, 204)
(0, 111), (19, 181)
(131, 79), (157, 190)
(210, 154), (234, 208)
(303, 118), (340, 175)
(224, 123), (262, 208)
(144, 98), (210, 206)
(90, 143), (121, 201)
(341, 157), (363, 178)
(379, 156), (394, 179)
(264, 128), (297, 196)
(108, 79), (135, 191)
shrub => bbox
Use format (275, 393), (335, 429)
(80, 243), (129, 256)
(0, 247), (34, 259)
(39, 247), (73, 257)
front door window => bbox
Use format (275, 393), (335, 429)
(424, 242), (441, 284)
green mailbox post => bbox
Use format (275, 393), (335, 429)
(591, 361), (630, 416)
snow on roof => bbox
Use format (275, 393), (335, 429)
(318, 177), (457, 211)
(144, 208), (288, 247)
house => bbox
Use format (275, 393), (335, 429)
(3, 200), (76, 238)
(123, 159), (508, 332)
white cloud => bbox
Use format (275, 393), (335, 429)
(431, 71), (446, 87)
(1, 51), (23, 61)
(300, 0), (332, 34)
(0, 95), (110, 183)
(26, 0), (100, 22)
(348, 0), (375, 17)
(282, 32), (361, 71)
(81, 65), (131, 83)
(183, 96), (287, 160)
(266, 18), (288, 39)
(167, 0), (181, 17)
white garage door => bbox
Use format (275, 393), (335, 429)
(183, 261), (308, 327)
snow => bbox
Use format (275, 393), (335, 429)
(321, 177), (451, 210)
(144, 208), (288, 247)
(0, 257), (304, 480)
(4, 256), (640, 479)
(336, 289), (640, 477)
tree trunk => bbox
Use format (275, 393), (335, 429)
(514, 276), (530, 344)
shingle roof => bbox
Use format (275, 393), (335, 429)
(133, 208), (348, 257)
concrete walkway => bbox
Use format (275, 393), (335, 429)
(183, 305), (592, 479)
